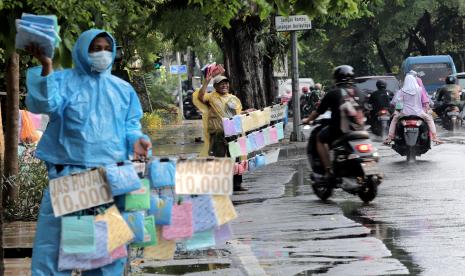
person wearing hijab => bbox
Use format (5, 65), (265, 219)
(26, 29), (152, 275)
(384, 73), (441, 144)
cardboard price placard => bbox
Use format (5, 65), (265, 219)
(175, 158), (234, 195)
(50, 168), (114, 217)
(270, 104), (286, 121)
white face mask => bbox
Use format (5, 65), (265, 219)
(89, 50), (113, 72)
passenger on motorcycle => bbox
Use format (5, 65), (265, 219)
(302, 65), (364, 179)
(435, 75), (462, 116)
(384, 73), (442, 144)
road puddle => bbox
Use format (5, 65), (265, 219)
(340, 201), (422, 275)
(141, 263), (230, 274)
(284, 159), (313, 197)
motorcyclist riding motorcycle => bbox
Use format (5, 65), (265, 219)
(435, 75), (462, 117)
(369, 80), (392, 116)
(300, 86), (320, 118)
(367, 80), (392, 135)
(302, 65), (364, 179)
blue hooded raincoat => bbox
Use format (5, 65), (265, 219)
(26, 29), (145, 167)
(27, 29), (144, 275)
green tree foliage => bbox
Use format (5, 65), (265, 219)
(300, 0), (465, 82)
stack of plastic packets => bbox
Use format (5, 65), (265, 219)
(15, 13), (61, 58)
(138, 157), (237, 261)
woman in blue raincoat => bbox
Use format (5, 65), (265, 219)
(25, 29), (152, 275)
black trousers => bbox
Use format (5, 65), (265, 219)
(209, 132), (243, 190)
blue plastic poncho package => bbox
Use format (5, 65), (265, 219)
(148, 158), (176, 188)
(105, 161), (141, 196)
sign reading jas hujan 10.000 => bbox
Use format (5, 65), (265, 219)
(49, 168), (113, 217)
(175, 158), (234, 195)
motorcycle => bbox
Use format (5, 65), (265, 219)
(391, 115), (430, 162)
(370, 108), (391, 138)
(183, 98), (202, 120)
(306, 118), (383, 203)
(441, 104), (461, 131)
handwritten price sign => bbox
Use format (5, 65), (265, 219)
(49, 168), (113, 217)
(175, 158), (234, 195)
(270, 104), (286, 121)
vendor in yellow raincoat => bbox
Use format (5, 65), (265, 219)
(193, 72), (248, 191)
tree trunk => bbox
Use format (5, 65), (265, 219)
(4, 52), (19, 204)
(187, 47), (194, 90)
(421, 11), (435, 55)
(374, 39), (392, 73)
(0, 103), (4, 276)
(221, 16), (267, 109)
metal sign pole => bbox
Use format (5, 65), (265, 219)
(176, 51), (184, 119)
(290, 31), (302, 142)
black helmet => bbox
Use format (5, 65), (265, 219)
(333, 65), (355, 84)
(376, 79), (387, 89)
(446, 75), (456, 84)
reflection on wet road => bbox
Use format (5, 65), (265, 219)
(232, 159), (408, 275)
(333, 128), (465, 275)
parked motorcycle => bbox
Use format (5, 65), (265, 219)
(391, 115), (430, 162)
(183, 93), (202, 120)
(306, 118), (382, 203)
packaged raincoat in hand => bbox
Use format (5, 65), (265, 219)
(15, 13), (61, 58)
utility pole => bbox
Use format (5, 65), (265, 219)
(275, 15), (311, 142)
(290, 31), (302, 142)
(176, 51), (184, 119)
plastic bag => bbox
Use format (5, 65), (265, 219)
(190, 196), (218, 233)
(148, 194), (173, 225)
(95, 205), (134, 252)
(148, 158), (176, 188)
(144, 227), (176, 260)
(131, 216), (157, 247)
(212, 195), (237, 225)
(20, 110), (40, 144)
(162, 201), (193, 240)
(185, 230), (215, 251)
(105, 161), (141, 196)
(256, 154), (266, 168)
(125, 179), (150, 210)
(122, 211), (145, 243)
(222, 118), (236, 137)
(58, 221), (111, 271)
(61, 216), (95, 254)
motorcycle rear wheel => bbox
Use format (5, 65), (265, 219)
(311, 182), (333, 201)
(358, 177), (378, 203)
(406, 149), (416, 162)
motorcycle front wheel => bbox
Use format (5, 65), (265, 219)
(358, 177), (378, 203)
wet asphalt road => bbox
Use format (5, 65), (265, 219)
(144, 120), (465, 275)
(335, 128), (465, 276)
